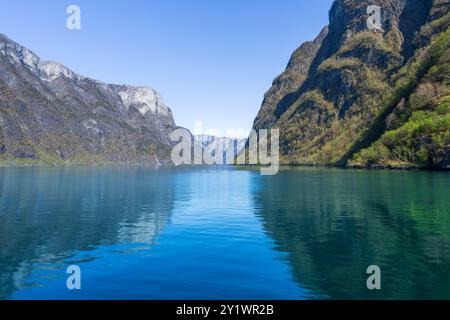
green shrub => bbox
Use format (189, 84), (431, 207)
(317, 58), (361, 73)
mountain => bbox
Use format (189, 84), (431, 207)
(251, 0), (450, 169)
(194, 134), (247, 164)
(0, 33), (177, 166)
(254, 26), (329, 131)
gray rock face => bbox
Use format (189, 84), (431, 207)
(436, 147), (450, 169)
(0, 33), (177, 165)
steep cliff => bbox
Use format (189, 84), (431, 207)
(0, 33), (177, 166)
(253, 26), (329, 130)
(251, 0), (449, 169)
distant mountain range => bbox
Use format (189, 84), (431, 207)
(0, 33), (177, 166)
(251, 0), (449, 169)
(194, 134), (247, 164)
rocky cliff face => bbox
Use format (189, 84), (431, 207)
(253, 26), (329, 130)
(251, 0), (449, 169)
(0, 33), (177, 165)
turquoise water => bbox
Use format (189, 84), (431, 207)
(0, 167), (449, 300)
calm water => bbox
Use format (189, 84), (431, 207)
(0, 167), (449, 300)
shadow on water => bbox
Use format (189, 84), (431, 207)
(252, 168), (450, 299)
(1, 166), (449, 300)
(0, 167), (176, 299)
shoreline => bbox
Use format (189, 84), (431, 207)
(0, 156), (449, 172)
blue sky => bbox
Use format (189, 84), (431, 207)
(0, 0), (333, 136)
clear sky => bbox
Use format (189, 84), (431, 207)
(0, 0), (333, 137)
